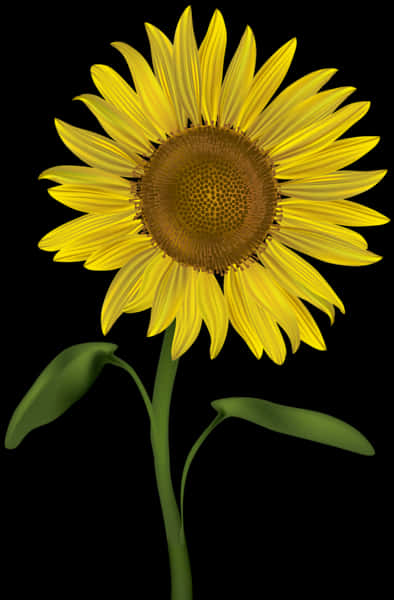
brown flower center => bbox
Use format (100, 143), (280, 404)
(135, 125), (279, 274)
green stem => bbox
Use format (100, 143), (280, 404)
(150, 321), (193, 600)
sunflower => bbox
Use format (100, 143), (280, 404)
(38, 5), (388, 364)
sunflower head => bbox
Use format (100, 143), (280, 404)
(135, 123), (280, 275)
(38, 5), (388, 363)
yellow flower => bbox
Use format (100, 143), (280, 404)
(38, 5), (388, 363)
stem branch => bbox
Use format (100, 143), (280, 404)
(108, 354), (153, 421)
(180, 413), (227, 535)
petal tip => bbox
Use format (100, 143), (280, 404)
(274, 354), (286, 366)
(171, 346), (180, 361)
(146, 321), (157, 337)
(100, 316), (110, 337)
(323, 67), (338, 78)
(179, 5), (192, 21)
(335, 297), (346, 315)
(288, 37), (297, 49)
(209, 346), (219, 360)
(213, 8), (224, 19)
(110, 41), (127, 54)
(101, 302), (118, 337)
(90, 64), (104, 78)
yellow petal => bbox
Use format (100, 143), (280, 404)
(239, 37), (297, 133)
(260, 247), (337, 324)
(253, 303), (287, 365)
(101, 246), (158, 334)
(147, 261), (189, 336)
(279, 291), (327, 351)
(124, 251), (173, 312)
(235, 270), (287, 364)
(273, 228), (382, 266)
(278, 197), (390, 227)
(275, 136), (380, 179)
(248, 68), (338, 141)
(46, 183), (137, 214)
(198, 8), (227, 125)
(224, 268), (263, 358)
(84, 232), (151, 271)
(197, 271), (229, 359)
(172, 268), (203, 360)
(38, 165), (132, 188)
(173, 5), (202, 126)
(265, 237), (344, 313)
(74, 94), (153, 158)
(240, 261), (300, 353)
(279, 169), (387, 201)
(111, 41), (178, 138)
(38, 210), (134, 251)
(218, 25), (256, 128)
(122, 280), (154, 314)
(263, 86), (355, 150)
(90, 64), (161, 143)
(53, 247), (95, 262)
(270, 101), (370, 162)
(278, 214), (369, 248)
(145, 23), (188, 131)
(54, 118), (139, 176)
(53, 231), (135, 263)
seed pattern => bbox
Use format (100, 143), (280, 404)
(175, 159), (249, 234)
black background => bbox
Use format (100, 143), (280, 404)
(2, 1), (391, 598)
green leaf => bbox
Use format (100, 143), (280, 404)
(5, 342), (118, 449)
(211, 396), (375, 456)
